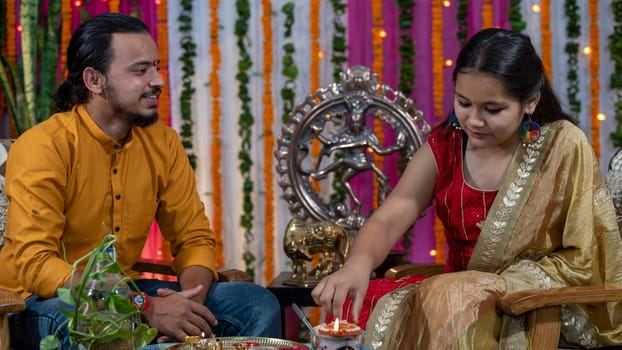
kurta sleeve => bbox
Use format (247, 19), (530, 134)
(5, 130), (73, 298)
(155, 131), (219, 280)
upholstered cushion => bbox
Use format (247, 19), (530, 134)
(0, 139), (13, 248)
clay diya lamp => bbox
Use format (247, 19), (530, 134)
(312, 318), (363, 350)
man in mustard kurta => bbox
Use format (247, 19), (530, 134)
(0, 13), (280, 348)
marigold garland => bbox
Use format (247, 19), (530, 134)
(208, 0), (224, 267)
(109, 0), (120, 13)
(309, 3), (322, 327)
(310, 0), (321, 193)
(6, 0), (16, 64)
(433, 216), (446, 264)
(589, 0), (600, 159)
(541, 0), (552, 80)
(156, 0), (170, 127)
(482, 0), (493, 28)
(371, 0), (383, 207)
(59, 0), (72, 80)
(235, 0), (256, 278)
(431, 0), (445, 262)
(431, 1), (443, 120)
(261, 0), (275, 283)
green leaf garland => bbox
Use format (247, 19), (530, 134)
(509, 0), (526, 32)
(456, 0), (468, 46)
(178, 0), (197, 168)
(564, 0), (581, 118)
(330, 0), (347, 83)
(235, 0), (255, 278)
(280, 2), (297, 125)
(397, 0), (415, 96)
(329, 0), (348, 204)
(609, 0), (622, 147)
(396, 0), (416, 255)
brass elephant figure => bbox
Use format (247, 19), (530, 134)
(283, 218), (350, 286)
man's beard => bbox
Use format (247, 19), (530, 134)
(129, 112), (159, 128)
(103, 84), (160, 128)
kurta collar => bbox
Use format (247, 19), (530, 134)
(76, 105), (134, 152)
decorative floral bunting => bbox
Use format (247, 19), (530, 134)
(589, 0), (600, 159)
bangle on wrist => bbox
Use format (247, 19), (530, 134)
(132, 292), (151, 311)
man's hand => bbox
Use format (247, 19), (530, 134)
(142, 284), (218, 342)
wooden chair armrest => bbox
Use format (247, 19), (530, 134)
(0, 288), (24, 314)
(132, 258), (175, 276)
(384, 263), (445, 279)
(497, 284), (622, 316)
(132, 258), (252, 283)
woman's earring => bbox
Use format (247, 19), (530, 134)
(450, 110), (461, 129)
(519, 115), (541, 144)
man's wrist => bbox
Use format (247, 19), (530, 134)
(132, 292), (151, 311)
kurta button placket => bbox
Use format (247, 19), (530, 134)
(110, 144), (124, 240)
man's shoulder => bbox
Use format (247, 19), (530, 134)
(14, 112), (76, 149)
(133, 122), (183, 148)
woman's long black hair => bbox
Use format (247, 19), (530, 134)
(452, 28), (575, 126)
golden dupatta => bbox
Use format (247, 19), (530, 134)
(365, 121), (622, 349)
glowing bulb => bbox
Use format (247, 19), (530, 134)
(378, 29), (387, 38)
(597, 113), (606, 121)
(155, 0), (161, 4)
(74, 0), (82, 7)
(16, 24), (22, 32)
(317, 51), (324, 59)
(444, 59), (454, 67)
(582, 46), (592, 55)
(430, 249), (437, 257)
(443, 1), (451, 7)
(531, 4), (541, 13)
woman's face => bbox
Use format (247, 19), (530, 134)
(453, 71), (537, 150)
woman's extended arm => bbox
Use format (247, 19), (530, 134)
(311, 142), (438, 322)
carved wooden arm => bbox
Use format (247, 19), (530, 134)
(132, 258), (252, 282)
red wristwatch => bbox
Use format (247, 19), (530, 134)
(132, 292), (151, 311)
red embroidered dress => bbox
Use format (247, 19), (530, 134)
(338, 126), (500, 327)
(428, 126), (497, 272)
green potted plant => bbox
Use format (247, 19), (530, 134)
(40, 234), (157, 350)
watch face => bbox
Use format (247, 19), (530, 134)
(133, 294), (145, 308)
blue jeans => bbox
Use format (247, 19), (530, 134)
(9, 279), (282, 349)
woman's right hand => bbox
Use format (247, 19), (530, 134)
(311, 262), (371, 324)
